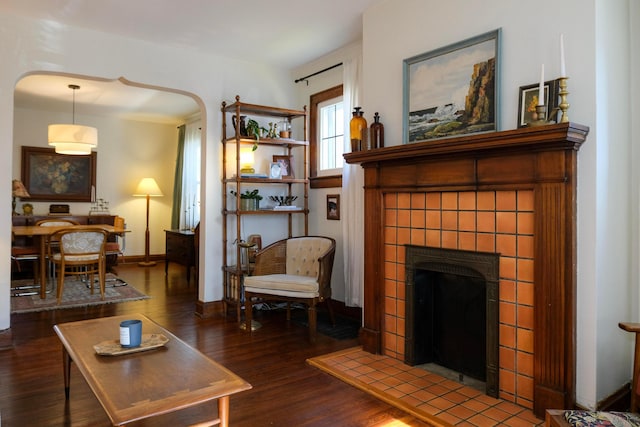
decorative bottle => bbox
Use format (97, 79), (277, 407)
(350, 107), (368, 151)
(370, 112), (384, 149)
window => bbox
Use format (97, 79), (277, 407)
(310, 85), (343, 188)
(319, 98), (344, 172)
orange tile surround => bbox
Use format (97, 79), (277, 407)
(308, 347), (544, 426)
(383, 190), (535, 410)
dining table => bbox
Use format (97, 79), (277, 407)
(12, 224), (128, 299)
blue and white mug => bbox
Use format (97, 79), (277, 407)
(120, 319), (142, 348)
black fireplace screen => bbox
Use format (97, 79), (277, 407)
(404, 245), (499, 397)
(414, 269), (486, 381)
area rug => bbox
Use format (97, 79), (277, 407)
(290, 308), (360, 340)
(11, 274), (149, 314)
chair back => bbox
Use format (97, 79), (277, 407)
(285, 237), (334, 278)
(36, 219), (79, 227)
(54, 228), (107, 261)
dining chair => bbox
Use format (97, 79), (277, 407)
(10, 231), (41, 296)
(103, 216), (128, 287)
(49, 227), (108, 304)
(36, 218), (80, 282)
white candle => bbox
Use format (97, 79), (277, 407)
(560, 34), (566, 77)
(538, 64), (545, 106)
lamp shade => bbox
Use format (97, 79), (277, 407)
(48, 124), (98, 155)
(12, 179), (30, 198)
(133, 178), (163, 197)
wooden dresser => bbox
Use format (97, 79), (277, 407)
(164, 229), (196, 284)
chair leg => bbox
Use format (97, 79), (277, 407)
(308, 302), (317, 343)
(286, 302), (291, 322)
(325, 298), (336, 327)
(245, 293), (253, 333)
(56, 265), (64, 304)
(99, 261), (106, 300)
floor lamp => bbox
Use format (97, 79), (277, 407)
(133, 178), (163, 267)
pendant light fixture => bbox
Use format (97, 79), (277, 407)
(48, 84), (98, 155)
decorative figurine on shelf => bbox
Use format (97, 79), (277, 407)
(22, 203), (33, 216)
(89, 198), (110, 215)
(267, 122), (278, 139)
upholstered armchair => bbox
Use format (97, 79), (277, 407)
(244, 236), (336, 342)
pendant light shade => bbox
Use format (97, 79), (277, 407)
(48, 84), (98, 155)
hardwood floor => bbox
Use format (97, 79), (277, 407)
(0, 263), (428, 426)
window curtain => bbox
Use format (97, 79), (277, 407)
(342, 56), (365, 308)
(171, 122), (201, 230)
(170, 125), (186, 230)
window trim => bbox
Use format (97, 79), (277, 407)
(309, 84), (343, 189)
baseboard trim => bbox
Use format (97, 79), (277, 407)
(328, 300), (362, 321)
(598, 382), (630, 411)
(195, 300), (223, 318)
(0, 328), (13, 351)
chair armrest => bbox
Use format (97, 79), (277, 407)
(251, 240), (287, 276)
(316, 239), (336, 300)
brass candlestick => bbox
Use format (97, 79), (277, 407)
(558, 77), (570, 123)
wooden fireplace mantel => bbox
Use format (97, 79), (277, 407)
(344, 122), (589, 418)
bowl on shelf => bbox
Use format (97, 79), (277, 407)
(269, 195), (298, 206)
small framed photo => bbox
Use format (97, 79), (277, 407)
(327, 194), (340, 220)
(517, 79), (560, 128)
(273, 155), (294, 179)
(269, 162), (282, 179)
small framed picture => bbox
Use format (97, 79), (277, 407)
(273, 155), (294, 179)
(517, 79), (560, 128)
(327, 194), (340, 220)
(269, 162), (282, 179)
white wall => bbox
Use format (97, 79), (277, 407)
(0, 12), (298, 331)
(13, 106), (178, 257)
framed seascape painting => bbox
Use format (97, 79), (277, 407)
(21, 146), (97, 202)
(403, 28), (501, 144)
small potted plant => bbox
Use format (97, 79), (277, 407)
(245, 119), (268, 151)
(231, 189), (263, 211)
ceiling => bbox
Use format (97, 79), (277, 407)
(5, 0), (377, 123)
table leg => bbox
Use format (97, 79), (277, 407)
(38, 235), (47, 299)
(218, 396), (229, 427)
(62, 347), (71, 399)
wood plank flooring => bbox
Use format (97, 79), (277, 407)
(0, 263), (428, 426)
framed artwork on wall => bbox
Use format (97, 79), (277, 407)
(327, 194), (340, 220)
(21, 146), (97, 202)
(517, 79), (560, 128)
(403, 28), (501, 143)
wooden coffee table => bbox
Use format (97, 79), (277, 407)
(54, 314), (251, 426)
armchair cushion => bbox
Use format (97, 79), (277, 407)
(244, 274), (319, 297)
(286, 237), (333, 278)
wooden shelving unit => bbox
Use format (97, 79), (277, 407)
(221, 96), (308, 321)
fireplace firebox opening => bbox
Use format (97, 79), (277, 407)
(404, 245), (499, 397)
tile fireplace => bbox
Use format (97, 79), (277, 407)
(344, 122), (589, 418)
